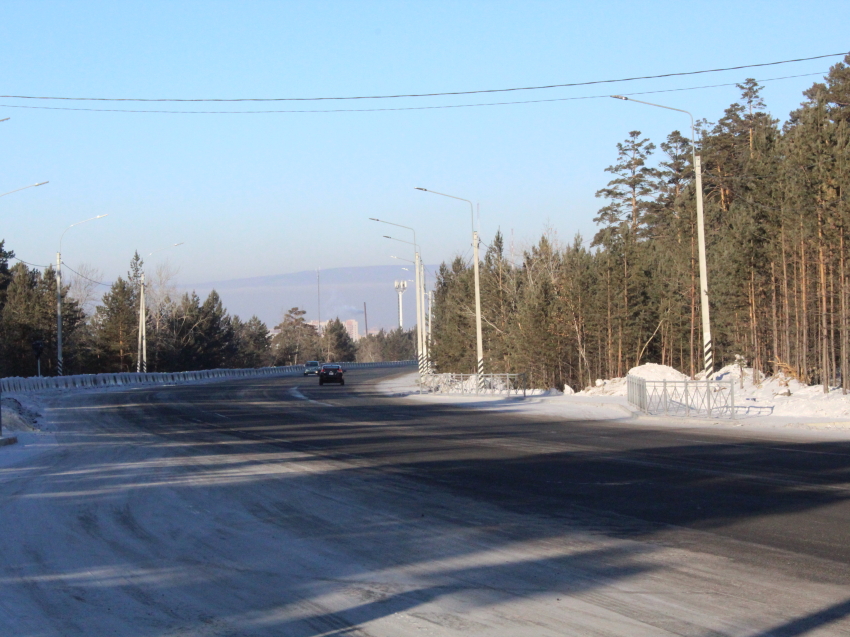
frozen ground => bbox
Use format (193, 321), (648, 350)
(382, 364), (850, 439)
(2, 370), (850, 635)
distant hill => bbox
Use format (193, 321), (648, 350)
(182, 264), (436, 334)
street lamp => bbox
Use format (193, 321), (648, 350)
(57, 214), (108, 375)
(611, 95), (713, 378)
(415, 187), (484, 386)
(382, 234), (427, 373)
(137, 243), (184, 372)
(374, 217), (428, 376)
(0, 181), (49, 198)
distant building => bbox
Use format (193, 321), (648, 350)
(307, 320), (326, 334)
(307, 319), (359, 341)
(343, 319), (359, 342)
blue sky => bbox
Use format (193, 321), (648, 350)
(1, 1), (847, 317)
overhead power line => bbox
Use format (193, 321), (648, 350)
(62, 262), (110, 287)
(12, 257), (49, 268)
(0, 51), (845, 104)
(0, 72), (828, 114)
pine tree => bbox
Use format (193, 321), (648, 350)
(321, 318), (356, 362)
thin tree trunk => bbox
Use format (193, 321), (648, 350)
(771, 261), (779, 374)
(841, 227), (848, 393)
(818, 207), (829, 393)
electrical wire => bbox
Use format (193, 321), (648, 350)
(12, 257), (49, 268)
(0, 72), (829, 115)
(61, 262), (110, 287)
(1, 52), (844, 103)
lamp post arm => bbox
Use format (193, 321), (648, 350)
(148, 242), (184, 257)
(370, 218), (416, 248)
(0, 181), (48, 199)
(414, 188), (474, 235)
(59, 214), (109, 256)
(611, 95), (696, 154)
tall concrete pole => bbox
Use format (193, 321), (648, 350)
(137, 272), (147, 373)
(414, 251), (425, 378)
(56, 251), (63, 375)
(693, 155), (713, 375)
(472, 230), (484, 387)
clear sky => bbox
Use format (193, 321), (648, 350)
(1, 1), (847, 297)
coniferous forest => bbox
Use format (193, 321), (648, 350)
(431, 58), (850, 391)
(0, 250), (416, 377)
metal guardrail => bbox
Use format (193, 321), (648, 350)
(420, 372), (527, 396)
(0, 359), (416, 394)
(627, 375), (736, 418)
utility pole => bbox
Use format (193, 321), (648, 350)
(427, 290), (434, 355)
(363, 302), (368, 336)
(56, 251), (63, 375)
(413, 251), (426, 377)
(394, 280), (407, 328)
(317, 269), (321, 335)
(136, 272), (147, 372)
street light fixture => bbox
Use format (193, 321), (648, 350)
(611, 95), (713, 377)
(1, 181), (49, 198)
(57, 214), (109, 375)
(415, 187), (484, 386)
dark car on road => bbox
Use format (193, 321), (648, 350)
(319, 364), (345, 386)
(304, 361), (321, 376)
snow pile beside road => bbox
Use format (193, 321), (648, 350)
(711, 363), (850, 418)
(579, 360), (850, 420)
(579, 363), (688, 397)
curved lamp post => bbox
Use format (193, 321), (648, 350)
(373, 217), (428, 376)
(382, 233), (427, 375)
(611, 96), (713, 377)
(415, 188), (484, 387)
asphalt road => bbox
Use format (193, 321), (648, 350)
(1, 367), (849, 636)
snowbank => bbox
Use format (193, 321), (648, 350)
(710, 362), (850, 419)
(577, 360), (850, 421)
(579, 363), (688, 397)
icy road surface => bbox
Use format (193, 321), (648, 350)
(1, 367), (850, 635)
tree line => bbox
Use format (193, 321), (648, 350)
(431, 57), (850, 392)
(0, 251), (415, 377)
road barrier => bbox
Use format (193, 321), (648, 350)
(420, 372), (527, 396)
(627, 375), (735, 418)
(0, 360), (415, 394)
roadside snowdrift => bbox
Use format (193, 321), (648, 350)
(581, 362), (850, 419)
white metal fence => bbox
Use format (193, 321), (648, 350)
(627, 375), (736, 418)
(420, 372), (527, 396)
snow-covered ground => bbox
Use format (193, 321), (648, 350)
(382, 364), (850, 439)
